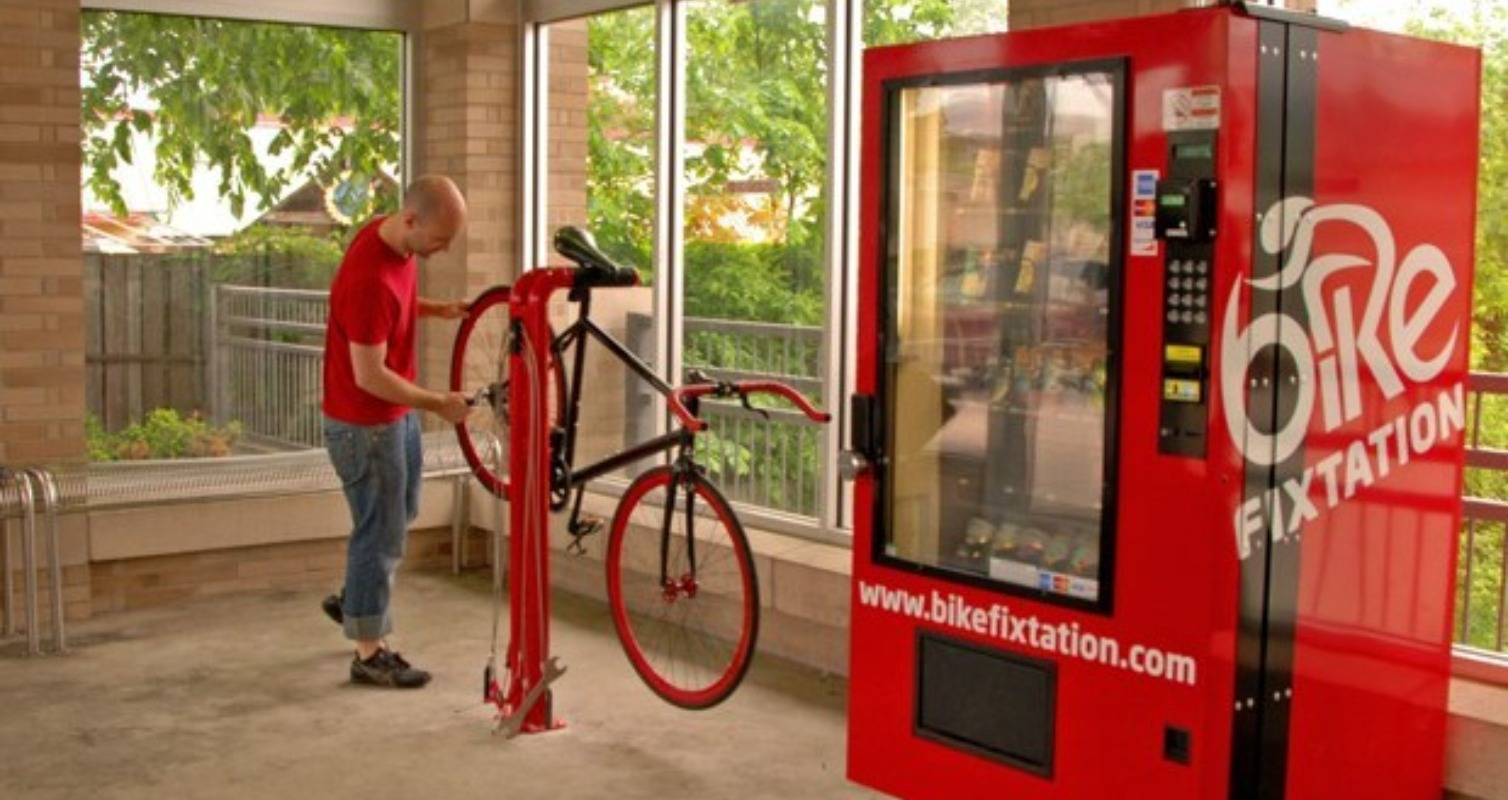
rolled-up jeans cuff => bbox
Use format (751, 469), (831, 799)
(345, 613), (391, 643)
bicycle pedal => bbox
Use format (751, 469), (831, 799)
(566, 515), (603, 557)
(570, 515), (604, 537)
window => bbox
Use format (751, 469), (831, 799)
(681, 0), (829, 518)
(531, 0), (836, 526)
(81, 11), (404, 456)
(539, 7), (660, 473)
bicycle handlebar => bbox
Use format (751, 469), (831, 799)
(553, 225), (640, 288)
(668, 380), (832, 433)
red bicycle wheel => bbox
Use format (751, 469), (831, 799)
(606, 465), (759, 709)
(449, 284), (564, 498)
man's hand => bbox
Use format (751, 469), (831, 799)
(432, 391), (470, 425)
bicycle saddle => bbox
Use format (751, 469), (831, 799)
(553, 225), (638, 287)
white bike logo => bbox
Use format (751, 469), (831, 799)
(1220, 197), (1460, 467)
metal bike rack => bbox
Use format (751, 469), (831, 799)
(0, 465), (67, 656)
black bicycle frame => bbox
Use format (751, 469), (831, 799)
(551, 288), (691, 521)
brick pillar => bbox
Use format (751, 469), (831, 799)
(546, 20), (590, 234)
(0, 0), (85, 465)
(0, 0), (91, 626)
(415, 0), (520, 414)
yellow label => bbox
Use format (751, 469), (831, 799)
(1164, 344), (1204, 366)
(1163, 378), (1202, 403)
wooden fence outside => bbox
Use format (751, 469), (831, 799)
(84, 252), (212, 431)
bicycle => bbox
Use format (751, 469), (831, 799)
(451, 226), (831, 710)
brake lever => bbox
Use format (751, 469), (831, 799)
(738, 390), (771, 421)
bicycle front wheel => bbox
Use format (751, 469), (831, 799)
(450, 284), (564, 498)
(606, 465), (759, 709)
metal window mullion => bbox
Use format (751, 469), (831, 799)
(519, 19), (547, 279)
(1498, 522), (1507, 651)
(1461, 516), (1477, 644)
(654, 0), (686, 444)
(401, 28), (414, 203)
(821, 0), (861, 534)
(534, 26), (552, 270)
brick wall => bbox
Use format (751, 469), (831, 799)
(547, 19), (590, 233)
(1010, 0), (1318, 28)
(419, 7), (518, 293)
(410, 6), (520, 419)
(0, 0), (85, 465)
(88, 527), (469, 615)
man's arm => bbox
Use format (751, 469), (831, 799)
(417, 297), (468, 320)
(349, 341), (469, 424)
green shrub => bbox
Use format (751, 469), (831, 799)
(86, 409), (243, 461)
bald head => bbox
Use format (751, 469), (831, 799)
(391, 174), (467, 258)
(405, 174), (466, 223)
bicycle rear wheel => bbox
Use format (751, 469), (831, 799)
(606, 465), (759, 709)
(449, 285), (564, 498)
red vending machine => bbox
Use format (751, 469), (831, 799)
(845, 4), (1479, 799)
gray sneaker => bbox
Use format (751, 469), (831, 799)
(321, 592), (344, 625)
(350, 649), (431, 689)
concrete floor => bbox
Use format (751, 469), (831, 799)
(0, 571), (884, 800)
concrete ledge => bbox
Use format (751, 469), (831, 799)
(85, 475), (461, 562)
(1446, 676), (1508, 800)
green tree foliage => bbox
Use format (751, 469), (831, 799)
(82, 12), (401, 220)
(585, 7), (658, 270)
(212, 223), (347, 290)
(864, 0), (1009, 47)
(585, 0), (1006, 323)
(682, 241), (823, 323)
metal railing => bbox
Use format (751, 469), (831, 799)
(1461, 373), (1508, 662)
(208, 286), (830, 517)
(681, 317), (826, 518)
(211, 285), (327, 449)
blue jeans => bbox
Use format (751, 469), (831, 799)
(323, 412), (422, 642)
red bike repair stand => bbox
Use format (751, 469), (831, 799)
(490, 266), (578, 736)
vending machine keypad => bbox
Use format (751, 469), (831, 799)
(1155, 131), (1218, 458)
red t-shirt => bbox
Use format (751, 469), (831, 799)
(322, 217), (417, 425)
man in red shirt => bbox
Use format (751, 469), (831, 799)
(321, 174), (470, 689)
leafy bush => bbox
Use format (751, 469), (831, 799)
(212, 223), (347, 290)
(86, 409), (243, 461)
(683, 240), (822, 325)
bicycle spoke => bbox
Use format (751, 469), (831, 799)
(450, 285), (565, 499)
(451, 286), (514, 497)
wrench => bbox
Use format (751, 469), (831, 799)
(496, 656), (566, 738)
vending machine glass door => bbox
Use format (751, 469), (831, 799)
(880, 63), (1123, 608)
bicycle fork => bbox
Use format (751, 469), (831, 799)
(657, 457), (703, 602)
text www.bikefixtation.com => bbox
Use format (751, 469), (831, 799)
(857, 581), (1199, 687)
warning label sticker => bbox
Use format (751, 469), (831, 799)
(1164, 86), (1221, 131)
